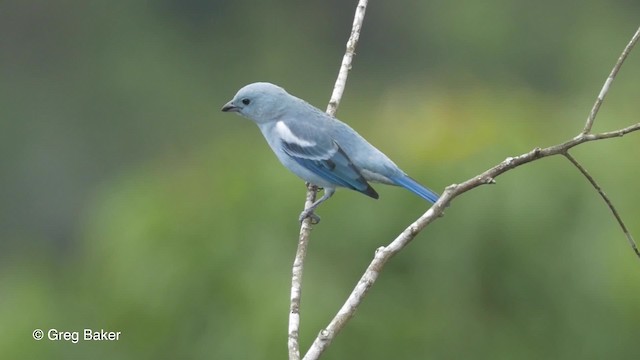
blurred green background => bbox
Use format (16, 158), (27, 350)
(1, 0), (639, 359)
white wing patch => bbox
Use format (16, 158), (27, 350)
(275, 121), (315, 147)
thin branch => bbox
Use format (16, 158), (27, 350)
(583, 122), (640, 140)
(288, 184), (319, 360)
(582, 26), (640, 134)
(326, 0), (369, 117)
(563, 152), (640, 258)
(296, 13), (639, 360)
(303, 123), (640, 359)
(289, 1), (369, 359)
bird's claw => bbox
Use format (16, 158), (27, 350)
(299, 209), (321, 224)
(305, 182), (323, 191)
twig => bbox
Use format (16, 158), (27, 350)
(582, 26), (640, 134)
(326, 0), (369, 117)
(563, 152), (640, 258)
(288, 184), (318, 360)
(303, 124), (640, 359)
(302, 25), (640, 358)
(289, 1), (369, 359)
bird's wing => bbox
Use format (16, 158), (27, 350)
(280, 131), (379, 199)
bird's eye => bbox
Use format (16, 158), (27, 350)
(241, 98), (251, 105)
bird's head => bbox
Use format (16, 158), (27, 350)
(221, 82), (289, 124)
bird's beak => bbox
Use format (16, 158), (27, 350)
(221, 101), (239, 112)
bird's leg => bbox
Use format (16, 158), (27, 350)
(299, 188), (335, 224)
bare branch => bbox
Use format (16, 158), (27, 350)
(326, 0), (369, 117)
(292, 10), (639, 360)
(303, 123), (640, 359)
(288, 183), (319, 360)
(582, 26), (640, 134)
(289, 1), (369, 359)
(584, 122), (640, 140)
(563, 152), (640, 258)
(302, 30), (640, 351)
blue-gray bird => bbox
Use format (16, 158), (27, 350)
(221, 82), (439, 223)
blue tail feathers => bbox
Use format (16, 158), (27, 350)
(391, 175), (440, 203)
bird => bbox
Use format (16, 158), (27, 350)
(221, 82), (439, 223)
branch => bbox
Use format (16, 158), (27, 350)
(326, 0), (368, 117)
(302, 25), (640, 359)
(288, 184), (318, 360)
(563, 152), (640, 258)
(582, 26), (640, 134)
(303, 124), (640, 358)
(288, 1), (369, 359)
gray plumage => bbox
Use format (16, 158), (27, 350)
(221, 82), (439, 222)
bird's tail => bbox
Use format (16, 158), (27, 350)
(392, 175), (440, 203)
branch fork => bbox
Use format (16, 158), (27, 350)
(287, 4), (640, 359)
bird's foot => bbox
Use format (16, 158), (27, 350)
(299, 208), (321, 224)
(304, 182), (323, 191)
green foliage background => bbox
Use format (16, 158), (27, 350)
(1, 1), (639, 359)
